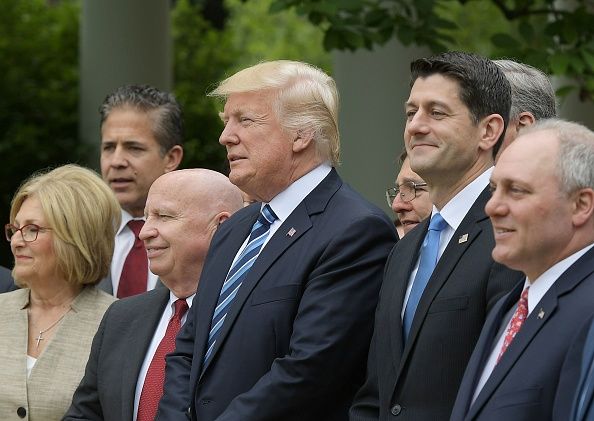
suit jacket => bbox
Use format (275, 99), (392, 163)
(0, 265), (17, 293)
(0, 287), (114, 421)
(552, 308), (594, 420)
(63, 287), (171, 421)
(450, 246), (594, 421)
(350, 187), (523, 421)
(157, 169), (398, 421)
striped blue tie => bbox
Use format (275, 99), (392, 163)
(203, 204), (277, 365)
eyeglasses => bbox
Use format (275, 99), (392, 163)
(386, 181), (428, 206)
(5, 224), (52, 243)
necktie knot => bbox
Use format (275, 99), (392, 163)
(259, 204), (277, 227)
(173, 298), (189, 320)
(428, 213), (447, 232)
(128, 219), (144, 239)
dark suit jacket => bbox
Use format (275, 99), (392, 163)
(450, 246), (594, 421)
(350, 187), (523, 421)
(157, 169), (398, 421)
(554, 305), (594, 420)
(0, 266), (16, 293)
(63, 287), (171, 421)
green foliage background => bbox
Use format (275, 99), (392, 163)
(0, 0), (329, 267)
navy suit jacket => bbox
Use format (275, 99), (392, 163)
(63, 287), (171, 421)
(350, 187), (522, 421)
(0, 266), (16, 293)
(157, 169), (398, 421)
(555, 302), (594, 420)
(450, 246), (594, 421)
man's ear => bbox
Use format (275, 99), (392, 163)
(517, 112), (536, 131)
(217, 211), (231, 225)
(478, 114), (505, 152)
(572, 188), (594, 227)
(292, 130), (315, 153)
(164, 145), (184, 172)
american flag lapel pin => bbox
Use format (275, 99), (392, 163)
(287, 227), (297, 237)
(458, 233), (469, 244)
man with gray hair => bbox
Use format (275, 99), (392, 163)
(495, 59), (557, 160)
(450, 119), (594, 420)
(158, 60), (397, 421)
(98, 85), (184, 298)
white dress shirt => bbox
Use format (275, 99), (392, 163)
(133, 292), (195, 420)
(471, 242), (594, 403)
(229, 164), (332, 269)
(110, 210), (159, 293)
(402, 168), (493, 318)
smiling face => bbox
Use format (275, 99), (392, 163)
(218, 90), (296, 202)
(100, 107), (182, 217)
(392, 157), (432, 235)
(486, 131), (575, 280)
(404, 75), (494, 202)
(139, 173), (221, 292)
(10, 196), (59, 286)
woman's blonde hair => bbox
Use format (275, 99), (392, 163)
(10, 164), (121, 287)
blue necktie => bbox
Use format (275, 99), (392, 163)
(204, 204), (277, 364)
(403, 213), (448, 340)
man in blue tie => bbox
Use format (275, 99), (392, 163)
(350, 51), (522, 421)
(157, 60), (398, 421)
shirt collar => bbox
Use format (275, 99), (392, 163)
(435, 167), (493, 232)
(266, 164), (332, 223)
(524, 242), (594, 314)
(117, 209), (145, 236)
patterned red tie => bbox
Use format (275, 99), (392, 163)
(137, 298), (189, 421)
(497, 287), (529, 363)
(117, 220), (147, 298)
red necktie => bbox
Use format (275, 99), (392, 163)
(117, 220), (147, 298)
(497, 287), (529, 363)
(137, 298), (189, 421)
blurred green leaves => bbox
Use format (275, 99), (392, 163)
(267, 0), (594, 102)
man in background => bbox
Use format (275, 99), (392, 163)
(98, 85), (184, 298)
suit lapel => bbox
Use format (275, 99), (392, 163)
(399, 189), (491, 373)
(199, 170), (341, 377)
(120, 288), (170, 420)
(470, 246), (594, 419)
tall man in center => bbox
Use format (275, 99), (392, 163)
(350, 52), (523, 420)
(158, 60), (398, 420)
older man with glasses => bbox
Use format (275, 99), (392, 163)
(386, 150), (432, 237)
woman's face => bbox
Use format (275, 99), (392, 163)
(10, 196), (58, 286)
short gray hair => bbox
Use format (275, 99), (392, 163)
(521, 118), (594, 194)
(495, 59), (557, 122)
(209, 60), (340, 166)
(100, 85), (184, 154)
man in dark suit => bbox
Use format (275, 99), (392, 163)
(63, 169), (243, 421)
(0, 265), (16, 293)
(97, 85), (184, 298)
(157, 60), (398, 421)
(450, 119), (594, 420)
(350, 52), (522, 421)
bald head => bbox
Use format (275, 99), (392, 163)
(140, 169), (243, 297)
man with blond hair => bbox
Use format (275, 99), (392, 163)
(158, 60), (397, 421)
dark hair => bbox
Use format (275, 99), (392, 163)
(410, 51), (511, 157)
(99, 85), (184, 154)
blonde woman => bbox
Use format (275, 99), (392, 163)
(0, 164), (120, 421)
